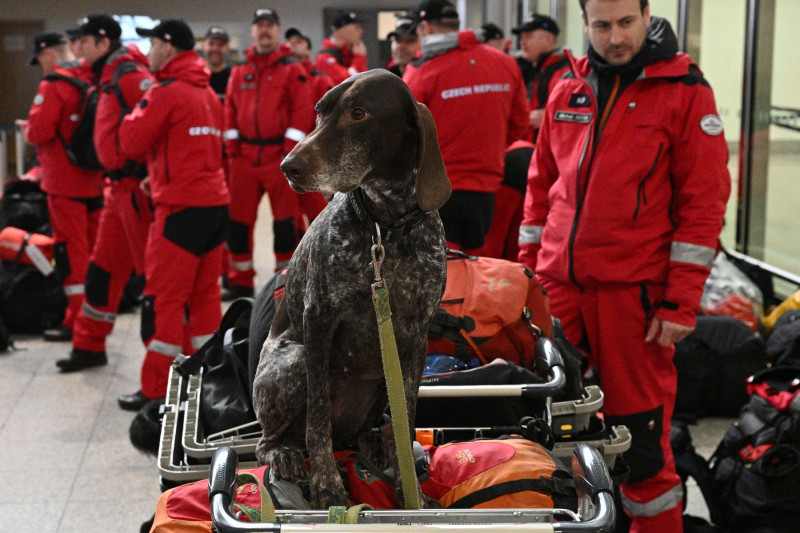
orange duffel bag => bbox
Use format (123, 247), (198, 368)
(421, 437), (576, 510)
(0, 226), (54, 273)
(427, 250), (551, 369)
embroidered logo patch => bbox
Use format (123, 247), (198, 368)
(244, 74), (254, 82)
(555, 110), (592, 124)
(33, 94), (44, 105)
(568, 93), (591, 107)
(700, 114), (723, 136)
(139, 78), (153, 91)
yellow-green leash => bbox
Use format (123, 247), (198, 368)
(370, 225), (422, 510)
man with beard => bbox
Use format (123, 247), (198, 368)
(202, 25), (231, 103)
(222, 9), (314, 300)
(518, 1), (731, 530)
(55, 13), (156, 375)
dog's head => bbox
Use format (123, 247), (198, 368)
(280, 69), (451, 212)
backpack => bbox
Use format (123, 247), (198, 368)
(708, 365), (800, 532)
(421, 437), (576, 511)
(0, 261), (66, 333)
(673, 315), (768, 422)
(44, 68), (104, 171)
(176, 298), (256, 435)
(0, 176), (49, 234)
(427, 251), (551, 370)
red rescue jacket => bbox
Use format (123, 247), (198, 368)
(119, 51), (229, 208)
(224, 44), (314, 163)
(24, 61), (103, 198)
(300, 58), (335, 105)
(313, 38), (368, 85)
(403, 30), (528, 193)
(518, 42), (731, 326)
(94, 44), (154, 173)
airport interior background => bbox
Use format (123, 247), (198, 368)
(0, 1), (798, 531)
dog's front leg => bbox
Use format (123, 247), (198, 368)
(304, 306), (350, 509)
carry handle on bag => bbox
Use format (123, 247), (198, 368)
(208, 445), (617, 532)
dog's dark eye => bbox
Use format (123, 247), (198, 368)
(351, 108), (366, 121)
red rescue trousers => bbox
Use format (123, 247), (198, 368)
(227, 149), (300, 288)
(72, 178), (153, 352)
(140, 204), (227, 399)
(47, 194), (102, 329)
(540, 276), (684, 533)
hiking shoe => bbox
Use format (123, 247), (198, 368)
(56, 349), (107, 372)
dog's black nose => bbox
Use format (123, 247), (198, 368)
(280, 155), (305, 180)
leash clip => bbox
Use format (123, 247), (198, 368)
(371, 222), (385, 283)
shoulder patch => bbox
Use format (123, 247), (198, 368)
(139, 78), (154, 91)
(700, 114), (724, 136)
(33, 94), (44, 105)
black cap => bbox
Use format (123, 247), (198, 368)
(65, 27), (82, 41)
(511, 14), (560, 36)
(388, 14), (418, 40)
(331, 12), (361, 29)
(481, 23), (504, 40)
(252, 8), (280, 25)
(415, 0), (459, 23)
(285, 28), (312, 49)
(29, 32), (66, 66)
(204, 25), (229, 43)
(74, 13), (122, 40)
(136, 19), (195, 51)
(284, 27), (302, 40)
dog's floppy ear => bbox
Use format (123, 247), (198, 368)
(414, 102), (451, 212)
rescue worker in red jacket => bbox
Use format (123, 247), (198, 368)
(223, 8), (314, 300)
(403, 0), (528, 252)
(385, 14), (420, 78)
(511, 14), (570, 140)
(56, 13), (155, 372)
(284, 26), (331, 225)
(22, 31), (104, 343)
(117, 19), (230, 410)
(517, 2), (731, 530)
(314, 12), (368, 85)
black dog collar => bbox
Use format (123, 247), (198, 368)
(349, 187), (427, 243)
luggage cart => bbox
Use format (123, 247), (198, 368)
(159, 337), (629, 483)
(208, 444), (617, 533)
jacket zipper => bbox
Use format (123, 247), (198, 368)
(254, 67), (264, 166)
(567, 73), (629, 287)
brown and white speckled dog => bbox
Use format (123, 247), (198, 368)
(252, 69), (451, 509)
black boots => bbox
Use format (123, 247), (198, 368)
(56, 349), (107, 372)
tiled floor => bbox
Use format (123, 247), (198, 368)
(0, 198), (733, 531)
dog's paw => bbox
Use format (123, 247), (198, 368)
(310, 476), (350, 509)
(261, 446), (308, 482)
